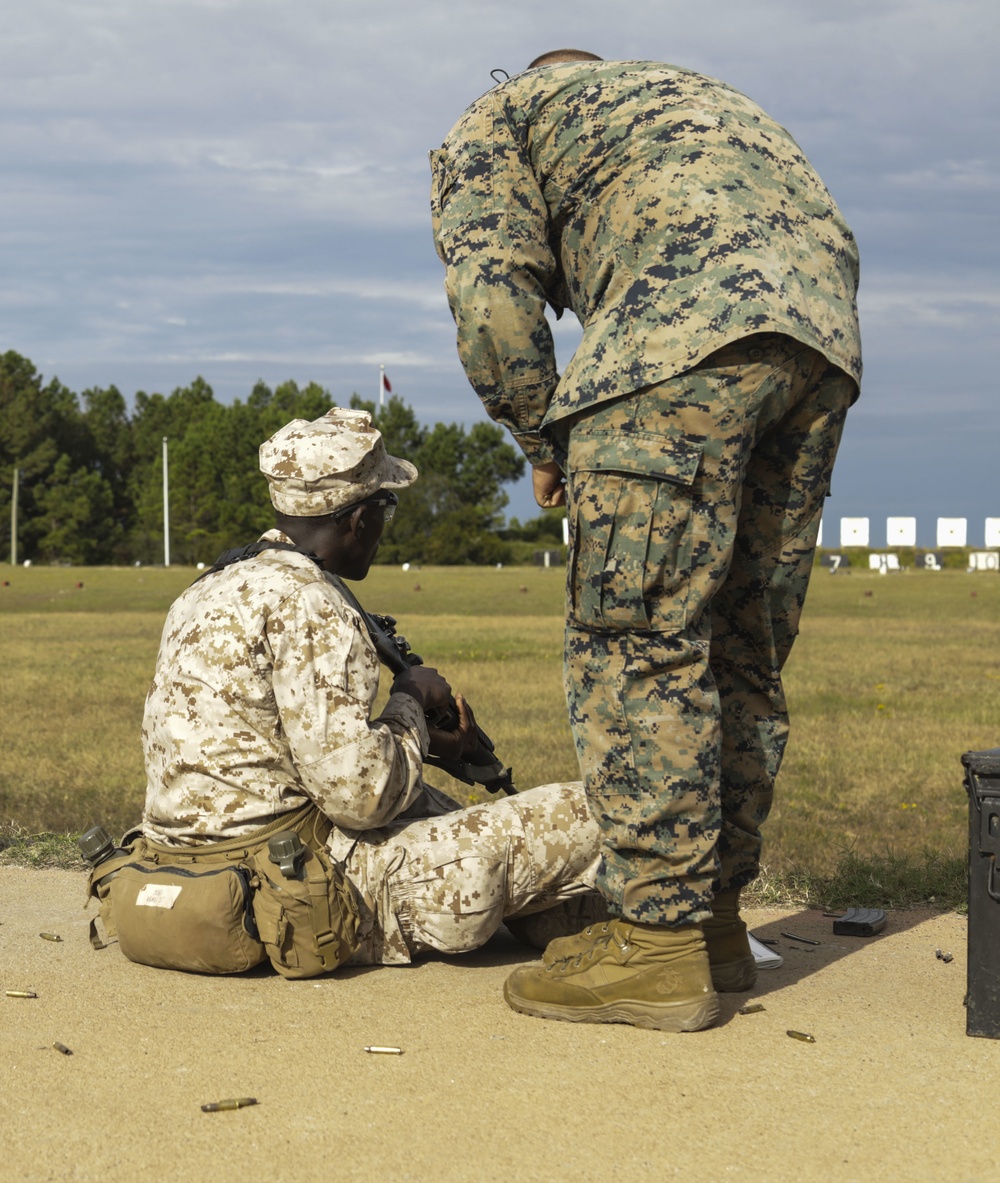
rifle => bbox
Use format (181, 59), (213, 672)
(330, 577), (516, 796)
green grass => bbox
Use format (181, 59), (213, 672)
(0, 823), (86, 870)
(743, 847), (967, 912)
(0, 562), (568, 617)
(0, 611), (157, 834)
(1, 562), (997, 910)
(0, 565), (195, 613)
(770, 576), (999, 874)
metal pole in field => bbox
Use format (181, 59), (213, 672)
(10, 467), (18, 566)
(162, 437), (171, 568)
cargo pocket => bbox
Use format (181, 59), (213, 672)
(395, 855), (507, 956)
(567, 429), (703, 632)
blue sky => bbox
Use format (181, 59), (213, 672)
(2, 0), (997, 544)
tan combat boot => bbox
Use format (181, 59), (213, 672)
(503, 918), (719, 1032)
(540, 887), (757, 992)
(702, 887), (757, 992)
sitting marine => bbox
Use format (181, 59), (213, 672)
(87, 408), (606, 979)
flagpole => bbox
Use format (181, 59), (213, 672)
(379, 364), (385, 409)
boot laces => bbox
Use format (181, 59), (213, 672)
(549, 924), (616, 972)
(549, 923), (632, 972)
(612, 930), (632, 953)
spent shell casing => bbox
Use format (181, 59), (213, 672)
(6, 990), (38, 999)
(364, 1046), (403, 1054)
(786, 1030), (816, 1043)
(39, 932), (63, 942)
(739, 1003), (766, 1015)
(52, 1042), (73, 1055)
(200, 1097), (258, 1112)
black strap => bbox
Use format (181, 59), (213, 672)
(195, 540), (322, 582)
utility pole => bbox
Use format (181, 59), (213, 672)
(162, 437), (171, 567)
(9, 467), (18, 566)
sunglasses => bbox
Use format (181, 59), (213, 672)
(330, 489), (398, 523)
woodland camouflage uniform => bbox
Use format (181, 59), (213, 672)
(432, 60), (862, 927)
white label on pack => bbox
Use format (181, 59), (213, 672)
(136, 883), (183, 908)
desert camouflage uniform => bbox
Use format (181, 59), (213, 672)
(142, 530), (601, 963)
(432, 61), (862, 925)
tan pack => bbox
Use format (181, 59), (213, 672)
(87, 805), (359, 978)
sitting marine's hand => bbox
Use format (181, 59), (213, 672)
(426, 694), (478, 762)
(390, 665), (453, 714)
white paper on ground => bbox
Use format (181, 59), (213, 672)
(749, 932), (783, 969)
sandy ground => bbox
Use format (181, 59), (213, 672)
(0, 867), (993, 1183)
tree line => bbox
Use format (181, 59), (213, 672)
(0, 350), (563, 567)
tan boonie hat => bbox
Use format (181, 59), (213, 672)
(259, 407), (418, 516)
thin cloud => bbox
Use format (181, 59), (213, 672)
(0, 0), (997, 531)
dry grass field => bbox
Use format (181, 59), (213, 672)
(1, 561), (996, 903)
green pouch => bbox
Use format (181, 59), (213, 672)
(250, 840), (360, 979)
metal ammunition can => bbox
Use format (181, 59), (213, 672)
(964, 746), (1000, 1038)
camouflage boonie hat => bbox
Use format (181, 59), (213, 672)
(259, 407), (418, 516)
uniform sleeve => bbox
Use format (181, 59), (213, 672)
(431, 95), (559, 464)
(268, 582), (427, 830)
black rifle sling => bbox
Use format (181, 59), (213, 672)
(195, 540), (319, 581)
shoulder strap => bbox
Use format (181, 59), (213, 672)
(195, 540), (323, 583)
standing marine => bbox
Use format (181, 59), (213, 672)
(431, 49), (861, 1030)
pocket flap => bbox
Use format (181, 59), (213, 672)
(251, 889), (289, 953)
(568, 429), (702, 487)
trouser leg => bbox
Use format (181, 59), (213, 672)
(564, 624), (721, 926)
(711, 360), (855, 889)
(342, 782), (601, 964)
(558, 334), (856, 927)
